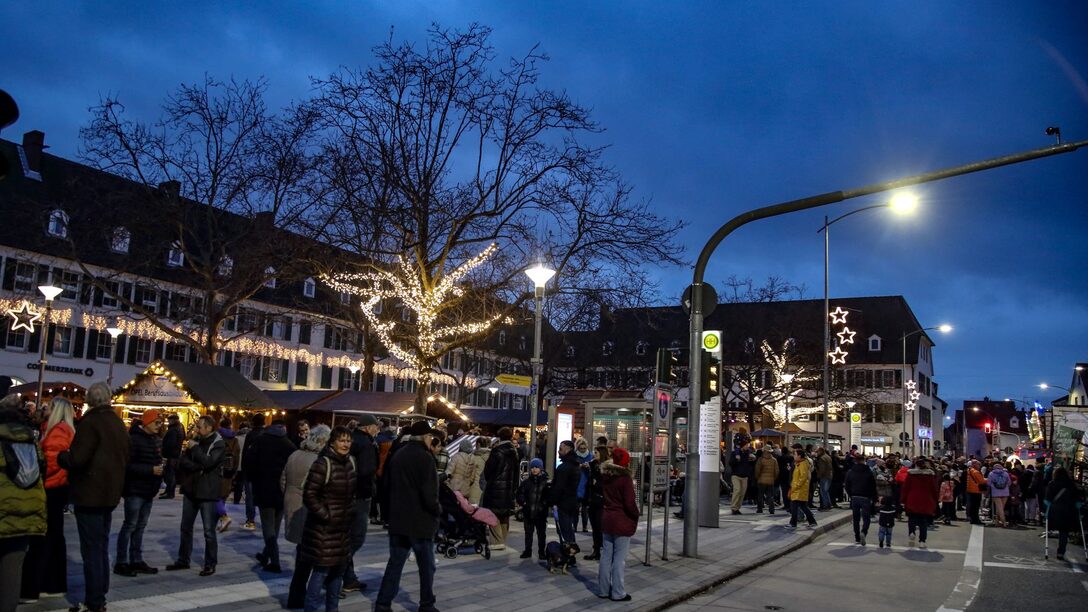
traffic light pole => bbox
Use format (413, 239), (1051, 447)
(683, 138), (1087, 558)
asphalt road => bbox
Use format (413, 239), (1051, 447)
(666, 516), (1088, 612)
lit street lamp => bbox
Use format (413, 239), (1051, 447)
(780, 372), (795, 447)
(34, 285), (63, 409)
(901, 324), (951, 456)
(106, 322), (123, 387)
(347, 364), (360, 391)
(488, 385), (499, 409)
(818, 192), (916, 448)
(525, 263), (555, 461)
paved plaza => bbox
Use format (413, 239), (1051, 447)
(20, 497), (851, 612)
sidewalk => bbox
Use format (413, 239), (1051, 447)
(22, 498), (852, 612)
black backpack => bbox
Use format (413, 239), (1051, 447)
(2, 438), (42, 489)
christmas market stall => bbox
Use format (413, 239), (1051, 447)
(266, 389), (468, 431)
(112, 359), (283, 428)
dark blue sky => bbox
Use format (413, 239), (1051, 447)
(3, 1), (1086, 411)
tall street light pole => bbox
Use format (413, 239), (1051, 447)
(1038, 382), (1071, 456)
(34, 285), (62, 409)
(106, 322), (123, 388)
(526, 263), (555, 462)
(900, 324), (951, 456)
(819, 196), (916, 448)
(681, 138), (1084, 558)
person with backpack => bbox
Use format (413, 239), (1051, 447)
(0, 393), (47, 612)
(166, 415), (226, 577)
(215, 418), (240, 533)
(987, 462), (1011, 528)
(246, 418), (297, 574)
(113, 409), (165, 578)
(56, 382), (129, 612)
(300, 426), (358, 611)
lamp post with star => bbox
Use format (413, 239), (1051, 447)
(900, 324), (952, 456)
(32, 285), (63, 409)
(826, 305), (854, 448)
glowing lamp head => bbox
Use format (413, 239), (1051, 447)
(106, 326), (123, 339)
(38, 285), (62, 301)
(347, 365), (360, 375)
(937, 324), (953, 333)
(488, 386), (498, 395)
(524, 264), (556, 289)
(1038, 383), (1049, 390)
(845, 400), (856, 409)
(889, 191), (919, 215)
(780, 373), (795, 384)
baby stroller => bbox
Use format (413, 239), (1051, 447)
(435, 485), (498, 560)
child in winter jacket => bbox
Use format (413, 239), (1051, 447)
(877, 496), (896, 548)
(516, 458), (550, 559)
(939, 473), (956, 525)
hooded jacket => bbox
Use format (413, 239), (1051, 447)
(179, 431), (226, 502)
(58, 404), (130, 508)
(516, 470), (551, 521)
(900, 467), (939, 515)
(0, 411), (46, 538)
(600, 461), (639, 537)
(789, 457), (812, 502)
(481, 439), (519, 514)
(843, 461), (877, 500)
(754, 452), (780, 486)
(123, 423), (163, 500)
(247, 424), (298, 509)
(446, 439), (479, 496)
(385, 438), (440, 540)
(41, 421), (74, 489)
(300, 446), (357, 566)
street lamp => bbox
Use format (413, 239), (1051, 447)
(488, 385), (499, 409)
(347, 364), (359, 391)
(818, 194), (916, 448)
(780, 372), (795, 447)
(106, 322), (123, 388)
(525, 262), (555, 461)
(900, 324), (951, 456)
(33, 285), (63, 409)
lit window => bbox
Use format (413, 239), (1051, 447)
(51, 326), (73, 355)
(95, 333), (114, 360)
(47, 210), (69, 238)
(264, 267), (276, 288)
(869, 335), (882, 351)
(166, 242), (184, 267)
(110, 227), (130, 254)
(303, 277), (316, 298)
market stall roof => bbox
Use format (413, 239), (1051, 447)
(7, 381), (86, 403)
(264, 390), (467, 422)
(750, 428), (785, 437)
(460, 407), (549, 427)
(115, 360), (280, 411)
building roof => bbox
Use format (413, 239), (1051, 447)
(959, 399), (1029, 435)
(459, 407), (549, 427)
(137, 360), (280, 410)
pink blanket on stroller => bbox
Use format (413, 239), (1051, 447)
(454, 490), (499, 527)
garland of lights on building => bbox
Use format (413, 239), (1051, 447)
(320, 243), (511, 387)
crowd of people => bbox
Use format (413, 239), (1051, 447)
(0, 386), (647, 612)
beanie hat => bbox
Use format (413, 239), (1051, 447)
(141, 409), (163, 426)
(357, 414), (379, 427)
(529, 458), (544, 470)
(612, 447), (631, 467)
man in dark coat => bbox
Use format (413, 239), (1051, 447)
(166, 415), (225, 576)
(343, 414), (380, 593)
(238, 412), (265, 530)
(481, 426), (520, 550)
(375, 420), (441, 612)
(843, 453), (877, 545)
(159, 414), (183, 499)
(57, 382), (130, 612)
(114, 409), (164, 576)
(551, 439), (582, 545)
(245, 418), (296, 573)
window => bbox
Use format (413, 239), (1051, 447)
(400, 306), (411, 322)
(47, 210), (69, 238)
(339, 291), (351, 306)
(134, 338), (153, 364)
(101, 281), (121, 309)
(166, 242), (184, 267)
(519, 336), (527, 351)
(58, 270), (80, 301)
(498, 330), (506, 346)
(635, 341), (648, 356)
(262, 358), (287, 383)
(95, 332), (114, 360)
(217, 256), (233, 277)
(264, 267), (276, 288)
(565, 345), (575, 358)
(110, 227), (130, 254)
(236, 355), (257, 380)
(13, 261), (37, 292)
(166, 342), (187, 361)
(52, 326), (73, 355)
(303, 277), (316, 298)
(5, 326), (29, 351)
(868, 335), (882, 351)
(140, 287), (159, 314)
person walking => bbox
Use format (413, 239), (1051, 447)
(877, 495), (896, 548)
(299, 426), (357, 612)
(282, 425), (330, 609)
(57, 382), (129, 612)
(843, 453), (876, 545)
(516, 458), (550, 560)
(965, 460), (986, 525)
(342, 414), (379, 595)
(114, 409), (164, 577)
(1044, 467), (1084, 561)
(166, 415), (225, 576)
(787, 447), (817, 529)
(1020, 463), (1038, 524)
(728, 438), (754, 515)
(584, 446), (609, 560)
(552, 439), (583, 546)
(0, 393), (47, 612)
(900, 457), (939, 549)
(481, 427), (519, 550)
(159, 413), (183, 499)
(754, 445), (780, 514)
(375, 421), (441, 612)
(246, 418), (297, 574)
(597, 447), (638, 603)
(775, 444), (793, 508)
(814, 447), (834, 510)
(239, 413), (265, 530)
(215, 418), (240, 533)
(987, 462), (1011, 528)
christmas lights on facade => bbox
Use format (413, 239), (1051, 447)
(6, 300), (42, 333)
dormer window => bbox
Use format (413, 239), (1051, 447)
(110, 227), (130, 254)
(264, 267), (276, 289)
(498, 330), (506, 346)
(565, 345), (576, 358)
(869, 335), (882, 352)
(47, 210), (69, 238)
(217, 256), (233, 277)
(602, 341), (614, 356)
(303, 277), (316, 298)
(635, 341), (648, 356)
(166, 241), (184, 267)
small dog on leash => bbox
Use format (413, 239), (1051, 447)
(545, 541), (581, 574)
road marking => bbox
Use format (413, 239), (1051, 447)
(984, 561), (1073, 572)
(935, 523), (983, 612)
(825, 542), (965, 554)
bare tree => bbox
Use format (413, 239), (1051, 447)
(721, 275), (806, 303)
(314, 24), (685, 413)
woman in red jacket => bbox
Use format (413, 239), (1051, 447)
(900, 457), (939, 549)
(597, 447), (639, 602)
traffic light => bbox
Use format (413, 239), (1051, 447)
(655, 348), (678, 386)
(984, 422), (992, 435)
(699, 349), (721, 399)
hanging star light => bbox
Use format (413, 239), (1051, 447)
(829, 306), (849, 325)
(7, 300), (43, 333)
(905, 400), (917, 411)
(836, 327), (856, 345)
(828, 346), (849, 364)
(905, 380), (917, 390)
(910, 390), (921, 401)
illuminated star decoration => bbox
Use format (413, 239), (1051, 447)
(7, 300), (43, 333)
(828, 346), (849, 364)
(829, 306), (849, 325)
(836, 327), (856, 345)
(905, 400), (917, 411)
(905, 380), (917, 390)
(909, 390), (921, 401)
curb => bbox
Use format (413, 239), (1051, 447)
(643, 512), (854, 611)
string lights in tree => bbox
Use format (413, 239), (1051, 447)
(321, 243), (511, 386)
(758, 339), (821, 428)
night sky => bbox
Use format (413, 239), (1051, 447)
(2, 2), (1086, 414)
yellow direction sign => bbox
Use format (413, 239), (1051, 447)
(495, 373), (532, 387)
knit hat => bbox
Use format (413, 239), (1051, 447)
(611, 447), (631, 467)
(529, 458), (544, 470)
(141, 409), (163, 426)
(356, 414), (379, 427)
(406, 420), (439, 437)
